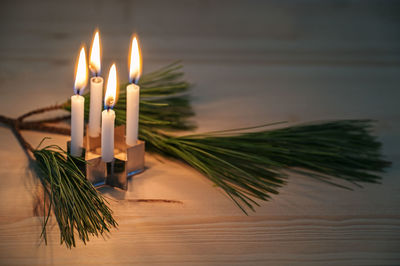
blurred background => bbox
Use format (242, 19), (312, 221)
(1, 1), (399, 133)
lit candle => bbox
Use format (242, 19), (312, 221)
(88, 30), (103, 137)
(101, 64), (118, 162)
(71, 46), (88, 157)
(126, 35), (142, 146)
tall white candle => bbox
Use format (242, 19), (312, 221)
(71, 46), (88, 157)
(126, 35), (142, 146)
(88, 77), (103, 137)
(126, 83), (139, 146)
(88, 31), (103, 137)
(101, 109), (115, 162)
(101, 64), (118, 162)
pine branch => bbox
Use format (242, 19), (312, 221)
(0, 114), (117, 248)
(139, 120), (391, 213)
(18, 104), (67, 121)
(33, 143), (117, 248)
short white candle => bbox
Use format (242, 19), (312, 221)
(101, 63), (118, 162)
(88, 31), (103, 137)
(101, 109), (115, 162)
(126, 35), (142, 146)
(88, 76), (103, 137)
(71, 46), (88, 157)
(71, 95), (85, 156)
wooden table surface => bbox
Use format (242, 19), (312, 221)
(0, 0), (399, 265)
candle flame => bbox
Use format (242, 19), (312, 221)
(74, 46), (88, 95)
(129, 35), (142, 84)
(89, 30), (101, 75)
(104, 64), (118, 108)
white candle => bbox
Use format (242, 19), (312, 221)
(101, 63), (118, 162)
(71, 95), (85, 156)
(88, 31), (103, 137)
(101, 109), (115, 162)
(126, 35), (142, 146)
(126, 83), (139, 146)
(71, 46), (88, 157)
(88, 77), (103, 137)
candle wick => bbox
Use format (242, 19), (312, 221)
(130, 77), (137, 85)
(76, 89), (80, 95)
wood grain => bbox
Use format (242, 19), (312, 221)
(0, 0), (399, 265)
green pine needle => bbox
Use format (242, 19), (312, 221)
(139, 120), (390, 214)
(33, 142), (117, 248)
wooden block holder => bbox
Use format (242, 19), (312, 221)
(68, 125), (145, 191)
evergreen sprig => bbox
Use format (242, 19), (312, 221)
(138, 120), (390, 213)
(117, 62), (195, 130)
(33, 141), (117, 248)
